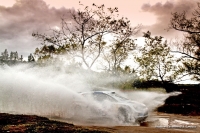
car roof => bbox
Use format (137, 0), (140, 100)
(79, 91), (115, 95)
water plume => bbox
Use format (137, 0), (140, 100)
(0, 63), (179, 126)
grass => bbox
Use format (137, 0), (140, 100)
(145, 87), (166, 93)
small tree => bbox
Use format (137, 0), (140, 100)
(33, 3), (139, 70)
(135, 31), (177, 82)
(170, 2), (200, 80)
(34, 45), (56, 61)
(102, 38), (136, 73)
(1, 49), (9, 60)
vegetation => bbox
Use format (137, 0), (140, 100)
(157, 84), (200, 115)
(33, 3), (139, 72)
(133, 3), (200, 84)
(135, 31), (177, 82)
(170, 2), (200, 81)
(0, 49), (34, 65)
(2, 2), (199, 88)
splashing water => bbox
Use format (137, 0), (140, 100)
(0, 64), (180, 126)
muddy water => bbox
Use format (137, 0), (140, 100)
(49, 112), (200, 133)
(141, 112), (200, 132)
(50, 112), (200, 129)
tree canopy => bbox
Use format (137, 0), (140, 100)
(33, 3), (139, 71)
(135, 31), (177, 82)
(31, 2), (200, 84)
(170, 2), (200, 80)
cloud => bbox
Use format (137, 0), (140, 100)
(140, 0), (199, 38)
(0, 0), (73, 57)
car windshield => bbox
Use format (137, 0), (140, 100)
(82, 92), (117, 102)
(111, 93), (129, 101)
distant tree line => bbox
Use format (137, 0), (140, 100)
(0, 49), (35, 65)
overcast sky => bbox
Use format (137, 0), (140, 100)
(0, 0), (199, 58)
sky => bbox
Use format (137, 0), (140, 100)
(0, 0), (199, 58)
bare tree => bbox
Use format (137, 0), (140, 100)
(102, 37), (136, 73)
(170, 2), (200, 80)
(33, 3), (140, 70)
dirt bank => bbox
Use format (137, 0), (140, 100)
(0, 113), (108, 133)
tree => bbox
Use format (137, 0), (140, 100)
(102, 38), (136, 73)
(1, 49), (9, 60)
(135, 31), (177, 82)
(33, 3), (139, 70)
(28, 53), (35, 62)
(170, 2), (200, 80)
(34, 45), (56, 61)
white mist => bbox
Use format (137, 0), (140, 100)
(0, 64), (179, 126)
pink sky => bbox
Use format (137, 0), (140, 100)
(0, 0), (198, 56)
(1, 0), (171, 25)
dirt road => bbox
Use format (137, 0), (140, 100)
(0, 112), (199, 133)
(84, 112), (200, 133)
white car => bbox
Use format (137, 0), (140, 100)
(71, 91), (148, 123)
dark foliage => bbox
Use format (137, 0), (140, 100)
(132, 80), (180, 92)
(157, 85), (200, 115)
